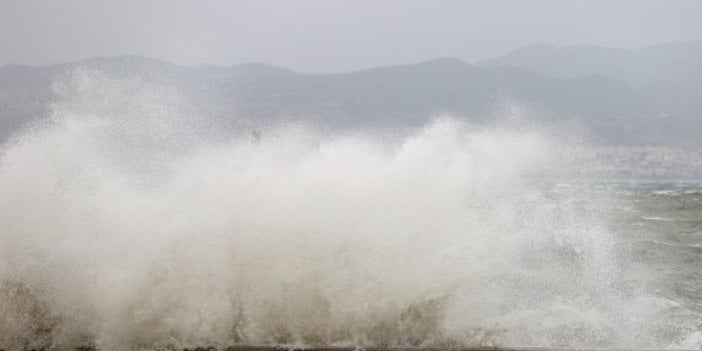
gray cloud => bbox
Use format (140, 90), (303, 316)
(1, 0), (701, 72)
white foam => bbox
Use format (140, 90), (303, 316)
(0, 69), (693, 350)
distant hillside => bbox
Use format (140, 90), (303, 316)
(479, 40), (702, 89)
(1, 52), (700, 147)
(478, 40), (702, 148)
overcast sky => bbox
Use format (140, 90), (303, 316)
(1, 0), (701, 72)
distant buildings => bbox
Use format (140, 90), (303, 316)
(580, 146), (702, 179)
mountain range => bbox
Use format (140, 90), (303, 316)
(1, 39), (701, 147)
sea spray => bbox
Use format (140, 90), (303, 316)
(0, 69), (687, 350)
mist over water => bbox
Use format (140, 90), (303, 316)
(0, 70), (697, 350)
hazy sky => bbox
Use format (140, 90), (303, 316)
(2, 0), (701, 72)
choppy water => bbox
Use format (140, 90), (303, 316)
(0, 69), (700, 350)
(543, 182), (702, 350)
(608, 182), (702, 349)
